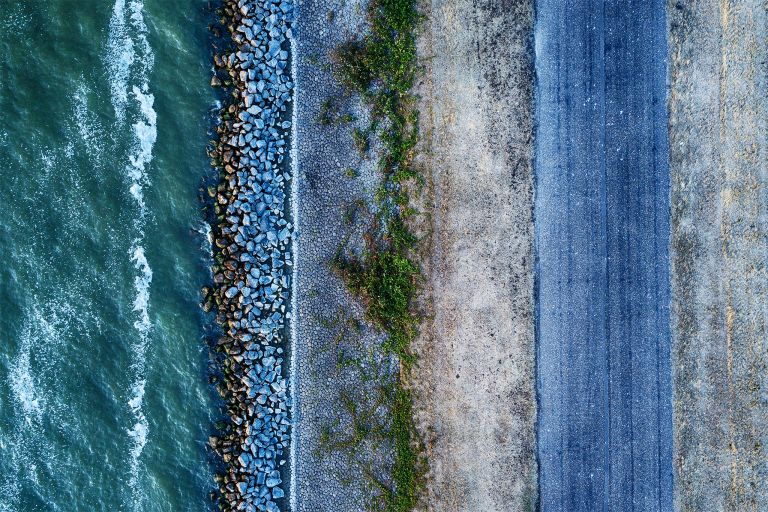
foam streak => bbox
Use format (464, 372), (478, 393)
(106, 0), (156, 508)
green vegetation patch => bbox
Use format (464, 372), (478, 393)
(333, 0), (420, 96)
(335, 239), (418, 367)
(331, 0), (422, 364)
(382, 384), (421, 512)
(326, 0), (426, 509)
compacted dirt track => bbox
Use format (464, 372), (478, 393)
(669, 1), (768, 510)
(411, 0), (537, 510)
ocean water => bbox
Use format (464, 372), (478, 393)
(0, 1), (217, 510)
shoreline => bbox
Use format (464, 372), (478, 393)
(203, 0), (296, 510)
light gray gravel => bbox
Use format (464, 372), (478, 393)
(290, 0), (396, 509)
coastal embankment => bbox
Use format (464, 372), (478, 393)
(203, 1), (768, 511)
(204, 0), (295, 510)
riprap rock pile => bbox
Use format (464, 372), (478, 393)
(204, 0), (294, 510)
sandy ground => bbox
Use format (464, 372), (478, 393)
(410, 0), (537, 510)
(668, 1), (767, 510)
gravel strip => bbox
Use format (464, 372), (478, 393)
(291, 0), (397, 509)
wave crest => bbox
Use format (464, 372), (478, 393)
(105, 0), (156, 508)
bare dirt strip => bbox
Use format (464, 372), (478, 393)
(669, 1), (768, 509)
(410, 0), (537, 510)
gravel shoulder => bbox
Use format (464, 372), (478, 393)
(409, 0), (537, 510)
(669, 1), (768, 510)
(291, 0), (394, 509)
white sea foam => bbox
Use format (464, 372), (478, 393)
(73, 84), (105, 166)
(8, 304), (72, 425)
(106, 0), (134, 123)
(194, 220), (214, 257)
(105, 0), (156, 507)
(3, 302), (79, 509)
(127, 241), (152, 507)
(127, 379), (148, 501)
(131, 244), (153, 338)
(128, 0), (154, 74)
(8, 349), (42, 424)
(2, 329), (39, 508)
(128, 86), (157, 210)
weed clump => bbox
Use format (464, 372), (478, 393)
(328, 0), (425, 509)
(353, 127), (372, 156)
(318, 97), (357, 126)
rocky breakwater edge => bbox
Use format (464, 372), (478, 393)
(201, 0), (295, 511)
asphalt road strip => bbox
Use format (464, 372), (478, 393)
(535, 1), (673, 510)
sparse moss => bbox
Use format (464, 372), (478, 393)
(342, 203), (357, 225)
(319, 97), (357, 125)
(353, 127), (371, 156)
(307, 52), (322, 66)
(318, 98), (338, 125)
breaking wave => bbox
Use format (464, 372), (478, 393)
(106, 0), (134, 123)
(106, 0), (156, 508)
(2, 301), (83, 511)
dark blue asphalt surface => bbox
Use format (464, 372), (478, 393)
(534, 1), (673, 510)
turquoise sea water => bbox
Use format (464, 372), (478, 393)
(0, 1), (217, 509)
